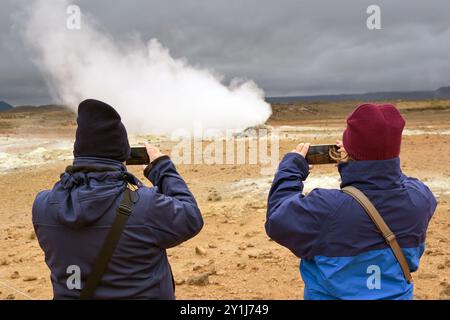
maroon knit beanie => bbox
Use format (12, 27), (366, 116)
(343, 103), (405, 161)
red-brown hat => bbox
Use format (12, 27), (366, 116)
(343, 103), (405, 161)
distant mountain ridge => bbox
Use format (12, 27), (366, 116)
(0, 101), (14, 111)
(266, 86), (450, 103)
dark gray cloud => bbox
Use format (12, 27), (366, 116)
(1, 0), (450, 105)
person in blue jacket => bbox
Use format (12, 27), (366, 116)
(32, 99), (203, 299)
(266, 103), (437, 300)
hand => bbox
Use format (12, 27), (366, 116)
(336, 140), (345, 153)
(292, 142), (313, 170)
(292, 142), (310, 157)
(144, 142), (165, 163)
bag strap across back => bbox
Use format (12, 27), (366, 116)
(79, 187), (136, 299)
(342, 186), (413, 284)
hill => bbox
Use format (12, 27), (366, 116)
(266, 86), (450, 103)
(0, 101), (14, 111)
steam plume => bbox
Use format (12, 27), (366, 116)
(19, 0), (272, 134)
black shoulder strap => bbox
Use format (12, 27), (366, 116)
(80, 187), (135, 300)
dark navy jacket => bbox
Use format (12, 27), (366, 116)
(266, 153), (437, 300)
(32, 156), (203, 299)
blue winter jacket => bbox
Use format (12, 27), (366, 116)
(266, 153), (437, 300)
(32, 156), (203, 299)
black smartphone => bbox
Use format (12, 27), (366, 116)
(305, 144), (339, 165)
(126, 147), (150, 165)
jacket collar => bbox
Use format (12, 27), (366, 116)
(69, 156), (142, 187)
(338, 157), (403, 190)
(73, 156), (126, 171)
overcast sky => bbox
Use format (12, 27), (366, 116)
(1, 0), (450, 105)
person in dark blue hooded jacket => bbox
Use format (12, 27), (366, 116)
(266, 103), (437, 300)
(32, 99), (203, 299)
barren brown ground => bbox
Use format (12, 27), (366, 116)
(0, 101), (449, 300)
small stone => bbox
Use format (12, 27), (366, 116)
(208, 243), (217, 249)
(23, 276), (37, 282)
(188, 273), (209, 286)
(207, 189), (222, 202)
(195, 246), (207, 256)
(418, 273), (438, 280)
(6, 294), (15, 300)
(175, 278), (185, 286)
(0, 258), (10, 266)
(425, 249), (443, 256)
(249, 202), (265, 209)
(440, 287), (450, 298)
(193, 264), (204, 271)
(237, 263), (246, 270)
(10, 271), (20, 279)
(445, 259), (450, 268)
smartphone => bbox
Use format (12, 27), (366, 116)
(126, 147), (150, 165)
(305, 144), (338, 165)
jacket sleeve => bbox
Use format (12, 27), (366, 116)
(401, 174), (438, 221)
(265, 152), (333, 259)
(143, 156), (204, 249)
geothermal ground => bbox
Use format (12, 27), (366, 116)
(0, 100), (449, 300)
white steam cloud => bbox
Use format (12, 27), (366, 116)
(19, 0), (271, 134)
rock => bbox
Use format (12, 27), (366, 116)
(23, 276), (37, 282)
(440, 287), (450, 298)
(418, 273), (438, 280)
(195, 246), (207, 256)
(6, 294), (15, 300)
(208, 243), (217, 249)
(188, 273), (209, 286)
(425, 249), (443, 256)
(207, 189), (222, 202)
(0, 258), (10, 266)
(10, 271), (20, 279)
(237, 263), (246, 270)
(248, 250), (274, 260)
(175, 278), (185, 286)
(244, 231), (258, 238)
(207, 266), (217, 276)
(249, 202), (265, 209)
(437, 264), (445, 270)
(445, 259), (450, 268)
(193, 263), (205, 271)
